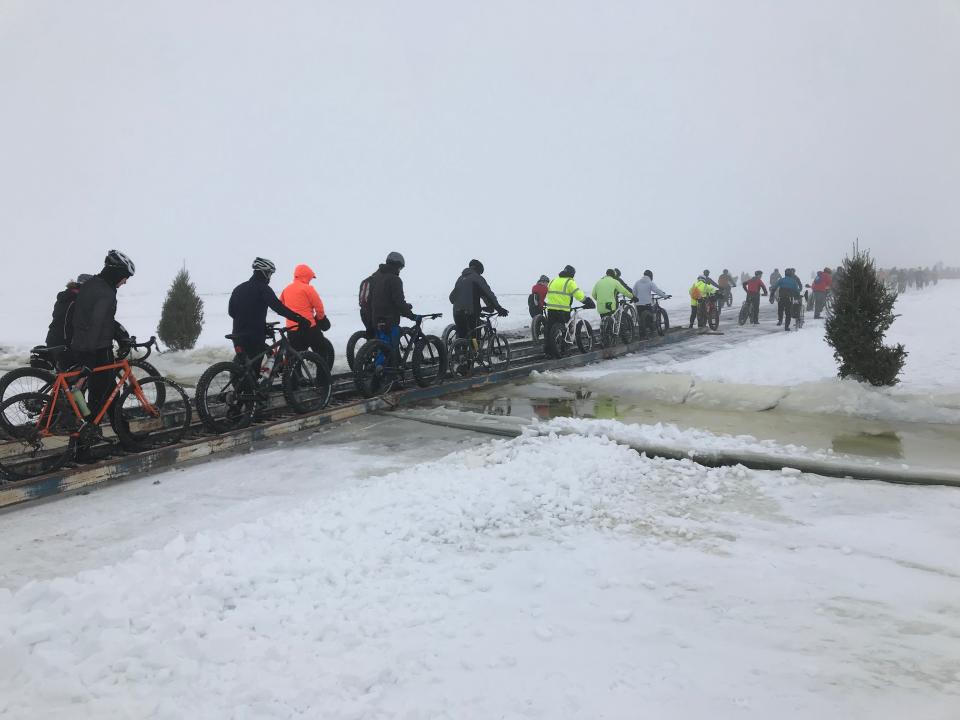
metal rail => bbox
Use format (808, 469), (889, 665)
(0, 328), (697, 509)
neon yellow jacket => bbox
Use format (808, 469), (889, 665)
(689, 279), (717, 306)
(592, 275), (635, 315)
(545, 276), (586, 313)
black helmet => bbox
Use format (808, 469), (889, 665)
(386, 251), (405, 269)
(252, 257), (276, 279)
(723, 268), (729, 274)
(754, 270), (763, 277)
(562, 265), (576, 277)
(702, 269), (710, 276)
(614, 268), (622, 278)
(605, 268), (616, 278)
(105, 249), (136, 277)
(644, 270), (653, 279)
(469, 259), (484, 274)
(538, 274), (549, 284)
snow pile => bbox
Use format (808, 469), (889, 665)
(529, 416), (825, 460)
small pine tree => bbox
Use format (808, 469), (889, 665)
(157, 268), (204, 351)
(825, 244), (907, 386)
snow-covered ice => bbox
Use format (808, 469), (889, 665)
(2, 428), (959, 719)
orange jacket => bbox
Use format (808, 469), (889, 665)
(279, 264), (326, 328)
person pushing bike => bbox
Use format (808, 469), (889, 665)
(449, 259), (508, 348)
(367, 251), (421, 364)
(544, 265), (595, 350)
(771, 268), (803, 330)
(592, 269), (635, 318)
(741, 271), (768, 324)
(688, 275), (716, 328)
(279, 263), (333, 367)
(229, 258), (310, 359)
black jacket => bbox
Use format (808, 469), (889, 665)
(229, 273), (306, 348)
(449, 267), (499, 317)
(46, 287), (80, 348)
(71, 275), (118, 353)
(369, 264), (414, 327)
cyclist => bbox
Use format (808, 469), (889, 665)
(592, 269), (635, 318)
(449, 259), (509, 345)
(279, 263), (332, 362)
(718, 269), (736, 305)
(701, 269), (719, 289)
(809, 266), (833, 319)
(741, 271), (768, 324)
(229, 257), (310, 359)
(528, 274), (550, 317)
(71, 251), (135, 421)
(688, 275), (717, 328)
(771, 267), (803, 330)
(368, 251), (419, 362)
(544, 265), (595, 348)
(632, 270), (668, 329)
(769, 268), (782, 303)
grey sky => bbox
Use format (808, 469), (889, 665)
(1, 0), (958, 304)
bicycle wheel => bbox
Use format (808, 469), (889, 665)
(412, 335), (447, 387)
(656, 307), (669, 336)
(129, 359), (167, 406)
(353, 340), (396, 398)
(708, 303), (720, 331)
(487, 334), (510, 372)
(531, 315), (545, 343)
(314, 336), (335, 372)
(111, 377), (191, 451)
(576, 321), (594, 353)
(283, 350), (333, 413)
(0, 367), (56, 437)
(599, 316), (615, 348)
(619, 313), (636, 344)
(623, 303), (639, 333)
(545, 321), (566, 358)
(441, 323), (458, 353)
(346, 330), (367, 371)
(0, 392), (75, 481)
(449, 338), (474, 378)
(195, 361), (256, 434)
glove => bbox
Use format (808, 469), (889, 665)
(497, 307), (509, 317)
(605, 302), (613, 312)
(582, 297), (596, 310)
(317, 316), (332, 332)
(297, 318), (311, 333)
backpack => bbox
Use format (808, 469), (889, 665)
(527, 292), (540, 318)
(358, 275), (373, 329)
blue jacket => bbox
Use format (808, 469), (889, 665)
(772, 275), (802, 295)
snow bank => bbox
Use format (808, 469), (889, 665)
(3, 430), (959, 718)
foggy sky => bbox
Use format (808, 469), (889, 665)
(2, 0), (959, 310)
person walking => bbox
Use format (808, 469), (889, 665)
(741, 271), (768, 324)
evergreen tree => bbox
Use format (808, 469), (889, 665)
(825, 244), (906, 386)
(157, 268), (204, 351)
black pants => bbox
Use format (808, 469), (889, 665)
(76, 348), (114, 419)
(289, 325), (334, 369)
(545, 309), (570, 351)
(745, 294), (761, 324)
(689, 305), (698, 327)
(453, 311), (478, 341)
(813, 291), (827, 318)
(779, 293), (798, 329)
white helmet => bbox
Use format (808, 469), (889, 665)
(252, 257), (276, 278)
(104, 249), (135, 277)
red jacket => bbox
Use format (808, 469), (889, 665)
(811, 272), (833, 292)
(743, 278), (767, 295)
(531, 282), (548, 308)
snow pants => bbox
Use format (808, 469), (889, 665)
(812, 290), (827, 318)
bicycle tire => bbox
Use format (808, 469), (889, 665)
(487, 334), (510, 372)
(353, 339), (396, 398)
(531, 315), (545, 343)
(346, 330), (367, 371)
(129, 359), (166, 406)
(449, 338), (474, 378)
(576, 320), (594, 353)
(195, 361), (256, 434)
(0, 367), (56, 438)
(738, 302), (749, 326)
(0, 392), (76, 481)
(399, 327), (414, 356)
(545, 321), (565, 358)
(441, 323), (458, 353)
(620, 313), (636, 344)
(599, 316), (615, 348)
(708, 303), (720, 331)
(412, 335), (447, 388)
(657, 307), (669, 336)
(282, 350), (333, 413)
(110, 376), (191, 451)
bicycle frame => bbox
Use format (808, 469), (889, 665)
(39, 359), (155, 436)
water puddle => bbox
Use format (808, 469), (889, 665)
(419, 381), (960, 466)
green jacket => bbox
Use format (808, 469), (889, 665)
(592, 275), (635, 315)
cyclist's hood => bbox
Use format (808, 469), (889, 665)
(378, 263), (400, 276)
(293, 264), (316, 283)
